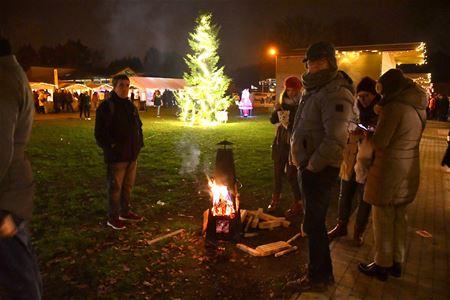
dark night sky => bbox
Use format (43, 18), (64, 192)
(2, 0), (450, 73)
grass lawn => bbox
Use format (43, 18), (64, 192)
(28, 107), (337, 299)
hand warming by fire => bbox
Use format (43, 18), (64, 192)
(208, 179), (236, 218)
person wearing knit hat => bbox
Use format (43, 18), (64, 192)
(267, 76), (303, 219)
(359, 69), (428, 281)
(328, 76), (381, 246)
(284, 76), (302, 91)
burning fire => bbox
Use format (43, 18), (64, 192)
(208, 179), (236, 218)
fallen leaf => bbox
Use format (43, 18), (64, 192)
(143, 281), (151, 286)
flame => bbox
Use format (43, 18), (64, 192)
(208, 179), (236, 217)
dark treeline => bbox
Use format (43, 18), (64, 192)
(15, 40), (187, 78)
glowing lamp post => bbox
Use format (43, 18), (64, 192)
(268, 47), (278, 76)
(268, 47), (278, 57)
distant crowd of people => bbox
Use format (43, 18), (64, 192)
(32, 87), (178, 119)
(32, 89), (107, 118)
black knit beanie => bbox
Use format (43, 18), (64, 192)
(356, 76), (377, 95)
(377, 69), (412, 96)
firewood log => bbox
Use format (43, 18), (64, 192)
(236, 243), (262, 256)
(286, 232), (302, 244)
(251, 208), (263, 228)
(255, 241), (291, 256)
(258, 220), (282, 229)
(244, 215), (253, 232)
(274, 246), (298, 257)
(240, 209), (247, 224)
(146, 229), (185, 246)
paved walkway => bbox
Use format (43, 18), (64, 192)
(292, 121), (450, 300)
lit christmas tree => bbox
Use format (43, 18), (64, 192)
(177, 13), (232, 125)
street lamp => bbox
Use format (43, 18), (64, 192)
(267, 47), (278, 93)
(268, 47), (278, 57)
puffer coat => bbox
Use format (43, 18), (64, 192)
(291, 72), (355, 171)
(364, 83), (428, 206)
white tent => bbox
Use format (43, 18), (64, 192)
(129, 77), (185, 90)
(30, 82), (55, 91)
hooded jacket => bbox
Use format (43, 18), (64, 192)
(364, 82), (428, 206)
(95, 91), (144, 163)
(0, 55), (35, 222)
(290, 71), (355, 171)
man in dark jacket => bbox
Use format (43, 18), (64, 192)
(0, 36), (42, 299)
(288, 41), (355, 291)
(95, 74), (144, 230)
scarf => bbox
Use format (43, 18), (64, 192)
(301, 68), (338, 91)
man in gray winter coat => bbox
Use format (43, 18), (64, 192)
(359, 68), (428, 281)
(0, 36), (42, 299)
(287, 41), (355, 291)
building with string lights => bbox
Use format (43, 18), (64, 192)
(275, 42), (430, 98)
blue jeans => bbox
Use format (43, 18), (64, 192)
(107, 161), (137, 220)
(300, 166), (339, 283)
(0, 224), (42, 299)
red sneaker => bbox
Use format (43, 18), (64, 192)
(107, 218), (126, 230)
(119, 211), (143, 222)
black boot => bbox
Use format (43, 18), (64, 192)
(358, 262), (388, 281)
(267, 194), (280, 212)
(388, 262), (402, 278)
(284, 201), (303, 219)
(327, 221), (348, 242)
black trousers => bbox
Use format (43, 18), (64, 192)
(338, 179), (371, 228)
(273, 158), (301, 200)
(300, 166), (339, 283)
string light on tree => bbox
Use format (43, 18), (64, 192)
(176, 13), (232, 126)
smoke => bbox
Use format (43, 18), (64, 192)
(101, 0), (195, 61)
(177, 139), (201, 175)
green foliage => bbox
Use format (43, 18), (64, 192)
(177, 13), (232, 125)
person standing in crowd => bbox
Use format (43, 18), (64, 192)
(266, 76), (303, 219)
(65, 90), (73, 113)
(328, 76), (380, 246)
(38, 90), (47, 114)
(83, 92), (91, 120)
(359, 68), (427, 281)
(153, 89), (162, 117)
(91, 91), (99, 111)
(0, 36), (42, 300)
(78, 91), (86, 119)
(288, 41), (355, 291)
(95, 74), (144, 230)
